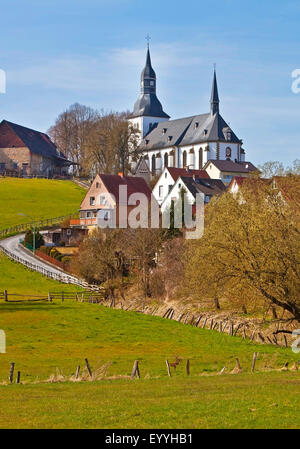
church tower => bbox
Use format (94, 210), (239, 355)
(129, 45), (170, 141)
(210, 69), (220, 115)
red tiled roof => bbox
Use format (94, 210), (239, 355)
(100, 174), (153, 203)
(167, 167), (209, 181)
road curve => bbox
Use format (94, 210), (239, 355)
(0, 233), (85, 286)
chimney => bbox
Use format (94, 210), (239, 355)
(118, 172), (124, 177)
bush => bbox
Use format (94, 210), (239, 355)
(24, 229), (44, 249)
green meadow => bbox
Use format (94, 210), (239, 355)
(0, 178), (85, 230)
(0, 178), (299, 429)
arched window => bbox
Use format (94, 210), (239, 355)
(151, 154), (156, 173)
(164, 153), (168, 168)
(182, 150), (187, 168)
(199, 148), (203, 169)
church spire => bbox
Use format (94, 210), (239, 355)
(210, 68), (220, 115)
(130, 45), (170, 120)
(140, 46), (156, 94)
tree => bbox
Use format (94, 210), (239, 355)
(24, 229), (44, 250)
(48, 106), (140, 177)
(185, 176), (300, 321)
(48, 103), (99, 176)
(258, 160), (285, 178)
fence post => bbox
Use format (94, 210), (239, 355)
(9, 362), (15, 383)
(166, 360), (171, 377)
(16, 371), (21, 384)
(251, 352), (258, 373)
(131, 360), (140, 379)
(84, 358), (92, 378)
(4, 290), (8, 302)
(75, 365), (80, 379)
(186, 359), (190, 376)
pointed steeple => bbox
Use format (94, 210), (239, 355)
(140, 47), (156, 94)
(210, 69), (220, 115)
(130, 45), (170, 119)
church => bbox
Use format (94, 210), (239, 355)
(128, 46), (254, 179)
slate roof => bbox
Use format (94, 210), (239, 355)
(205, 159), (257, 173)
(167, 167), (209, 181)
(180, 176), (226, 198)
(0, 120), (70, 163)
(131, 93), (170, 119)
(139, 112), (241, 151)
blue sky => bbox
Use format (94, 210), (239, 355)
(0, 0), (299, 165)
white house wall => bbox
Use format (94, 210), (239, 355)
(161, 177), (195, 214)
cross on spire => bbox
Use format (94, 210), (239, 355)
(145, 34), (151, 48)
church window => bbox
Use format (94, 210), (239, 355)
(151, 154), (156, 173)
(226, 147), (232, 158)
(182, 151), (187, 168)
(164, 153), (168, 168)
(199, 148), (203, 169)
(159, 186), (163, 197)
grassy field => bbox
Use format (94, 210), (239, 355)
(0, 299), (299, 428)
(0, 177), (299, 429)
(0, 178), (85, 230)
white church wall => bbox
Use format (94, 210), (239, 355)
(219, 143), (240, 161)
(128, 116), (169, 143)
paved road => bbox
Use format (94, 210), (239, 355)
(0, 233), (80, 283)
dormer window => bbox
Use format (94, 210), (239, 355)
(226, 131), (231, 141)
(145, 139), (149, 145)
(168, 136), (172, 142)
(203, 129), (208, 136)
(162, 128), (167, 134)
(195, 122), (199, 128)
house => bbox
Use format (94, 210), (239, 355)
(152, 166), (209, 205)
(76, 173), (155, 230)
(161, 175), (226, 214)
(0, 120), (72, 177)
(203, 160), (258, 185)
(129, 46), (252, 177)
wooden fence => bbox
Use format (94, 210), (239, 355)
(0, 290), (106, 303)
(0, 213), (78, 239)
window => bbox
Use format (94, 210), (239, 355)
(195, 122), (199, 128)
(100, 195), (106, 205)
(90, 196), (95, 206)
(159, 186), (163, 197)
(165, 172), (167, 178)
(226, 131), (231, 141)
(199, 148), (203, 169)
(151, 154), (156, 173)
(167, 136), (172, 142)
(96, 182), (100, 188)
(162, 128), (167, 134)
(86, 211), (92, 218)
(182, 151), (187, 168)
(0, 163), (6, 171)
(204, 195), (211, 203)
(13, 162), (18, 169)
(150, 80), (154, 86)
(164, 153), (168, 168)
(168, 185), (173, 193)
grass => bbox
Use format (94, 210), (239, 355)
(0, 299), (299, 428)
(0, 177), (299, 429)
(1, 373), (299, 429)
(0, 178), (85, 230)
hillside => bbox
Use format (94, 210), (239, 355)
(0, 178), (85, 230)
(0, 299), (299, 428)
